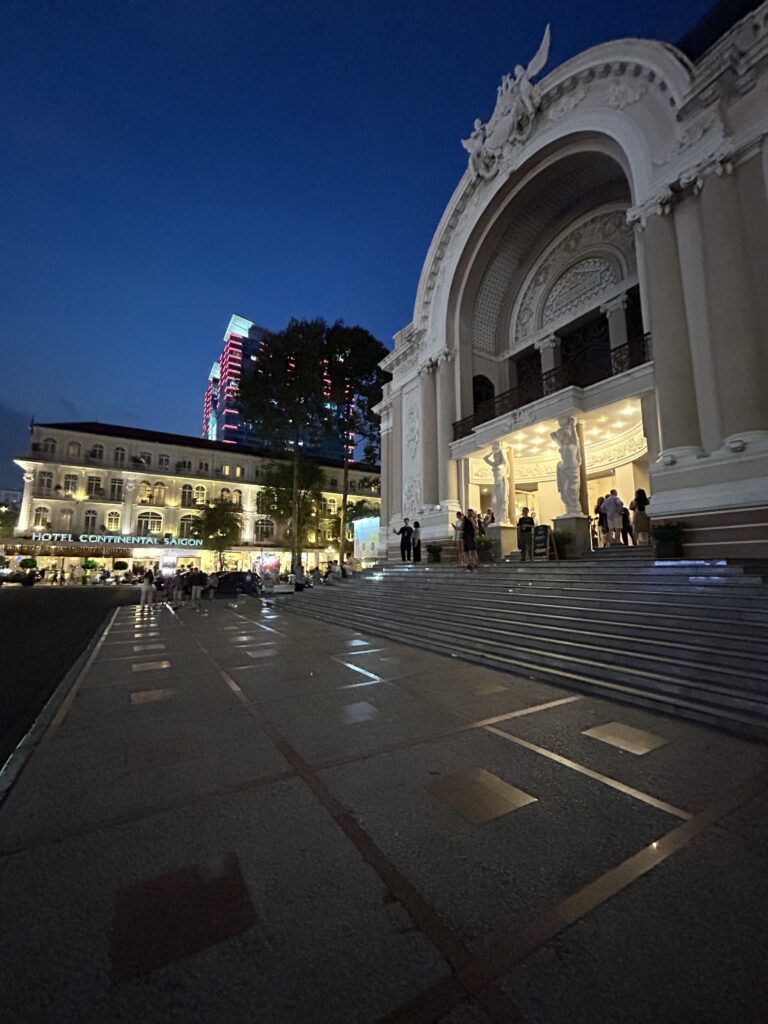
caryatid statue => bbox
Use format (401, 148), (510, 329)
(550, 416), (583, 516)
(483, 442), (511, 525)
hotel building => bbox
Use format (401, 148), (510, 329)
(9, 422), (380, 574)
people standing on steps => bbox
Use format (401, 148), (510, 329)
(393, 518), (413, 562)
(594, 496), (608, 548)
(517, 506), (535, 562)
(453, 511), (465, 567)
(621, 506), (635, 547)
(412, 521), (422, 563)
(462, 509), (478, 571)
(630, 489), (652, 546)
(602, 490), (624, 546)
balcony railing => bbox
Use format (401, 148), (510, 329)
(454, 333), (651, 441)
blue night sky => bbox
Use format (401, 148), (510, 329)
(0, 0), (714, 485)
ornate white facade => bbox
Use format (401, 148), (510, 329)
(378, 4), (768, 558)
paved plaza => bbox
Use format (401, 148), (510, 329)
(1, 596), (767, 1023)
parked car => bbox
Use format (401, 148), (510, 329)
(215, 571), (260, 597)
(0, 570), (35, 587)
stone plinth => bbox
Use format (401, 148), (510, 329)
(486, 523), (519, 560)
(553, 514), (591, 557)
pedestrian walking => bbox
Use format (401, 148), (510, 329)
(207, 571), (219, 601)
(621, 506), (635, 546)
(594, 496), (609, 547)
(50, 568), (59, 586)
(139, 569), (154, 608)
(393, 518), (414, 562)
(412, 521), (422, 563)
(517, 506), (535, 561)
(190, 569), (206, 609)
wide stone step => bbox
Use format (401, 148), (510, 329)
(322, 590), (768, 660)
(313, 592), (767, 688)
(291, 599), (768, 739)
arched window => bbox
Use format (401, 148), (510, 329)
(138, 480), (152, 503)
(32, 506), (50, 528)
(91, 444), (104, 461)
(153, 481), (165, 505)
(114, 447), (126, 464)
(60, 507), (73, 529)
(67, 441), (81, 458)
(41, 437), (57, 454)
(232, 489), (242, 507)
(255, 490), (272, 515)
(106, 510), (120, 532)
(253, 518), (275, 541)
(139, 451), (152, 466)
(37, 471), (53, 493)
(472, 375), (495, 415)
(136, 511), (162, 536)
(194, 485), (206, 505)
(83, 509), (97, 532)
(63, 474), (78, 495)
(179, 514), (200, 539)
(181, 484), (194, 506)
(220, 487), (231, 502)
(319, 497), (337, 518)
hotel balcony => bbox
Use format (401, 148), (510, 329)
(453, 333), (652, 441)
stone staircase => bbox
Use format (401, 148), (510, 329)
(289, 551), (768, 740)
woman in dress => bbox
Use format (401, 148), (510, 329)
(630, 489), (651, 545)
(594, 496), (608, 548)
(463, 510), (478, 571)
(412, 521), (422, 563)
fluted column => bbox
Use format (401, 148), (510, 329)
(436, 351), (459, 505)
(640, 212), (702, 462)
(122, 478), (136, 534)
(600, 293), (629, 351)
(379, 426), (390, 533)
(17, 471), (34, 532)
(699, 166), (768, 447)
(575, 420), (589, 515)
(420, 361), (439, 507)
(390, 393), (403, 517)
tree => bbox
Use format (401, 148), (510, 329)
(0, 505), (18, 539)
(193, 499), (243, 571)
(238, 319), (333, 570)
(324, 322), (390, 561)
(330, 497), (379, 545)
(258, 461), (323, 550)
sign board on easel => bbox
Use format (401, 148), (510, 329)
(533, 524), (559, 561)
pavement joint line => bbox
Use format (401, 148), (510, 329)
(484, 726), (692, 820)
(330, 648), (388, 658)
(0, 605), (123, 809)
(456, 766), (768, 998)
(168, 608), (532, 1017)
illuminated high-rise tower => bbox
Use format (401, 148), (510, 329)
(202, 314), (344, 459)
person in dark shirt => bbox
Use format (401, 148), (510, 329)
(393, 518), (414, 562)
(462, 510), (478, 571)
(517, 507), (535, 562)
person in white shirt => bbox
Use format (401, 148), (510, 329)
(601, 489), (624, 546)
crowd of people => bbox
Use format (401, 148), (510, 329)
(593, 488), (651, 547)
(138, 565), (225, 610)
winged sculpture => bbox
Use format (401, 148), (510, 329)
(462, 24), (551, 181)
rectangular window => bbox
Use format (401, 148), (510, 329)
(87, 476), (102, 497)
(38, 471), (53, 492)
(235, 465), (243, 478)
(139, 451), (152, 466)
(158, 453), (170, 468)
(63, 474), (78, 494)
(110, 479), (124, 501)
(222, 465), (230, 477)
(199, 461), (209, 472)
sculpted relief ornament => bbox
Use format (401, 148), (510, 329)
(462, 25), (551, 182)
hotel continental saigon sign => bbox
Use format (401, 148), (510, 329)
(30, 532), (204, 547)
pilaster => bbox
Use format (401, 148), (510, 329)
(419, 361), (439, 507)
(534, 334), (559, 375)
(640, 211), (703, 464)
(600, 293), (629, 351)
(436, 351), (459, 506)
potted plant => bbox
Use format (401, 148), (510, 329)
(552, 529), (574, 559)
(652, 522), (685, 558)
(81, 557), (99, 584)
(426, 542), (443, 564)
(114, 559), (129, 583)
(19, 557), (37, 571)
(476, 536), (494, 563)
